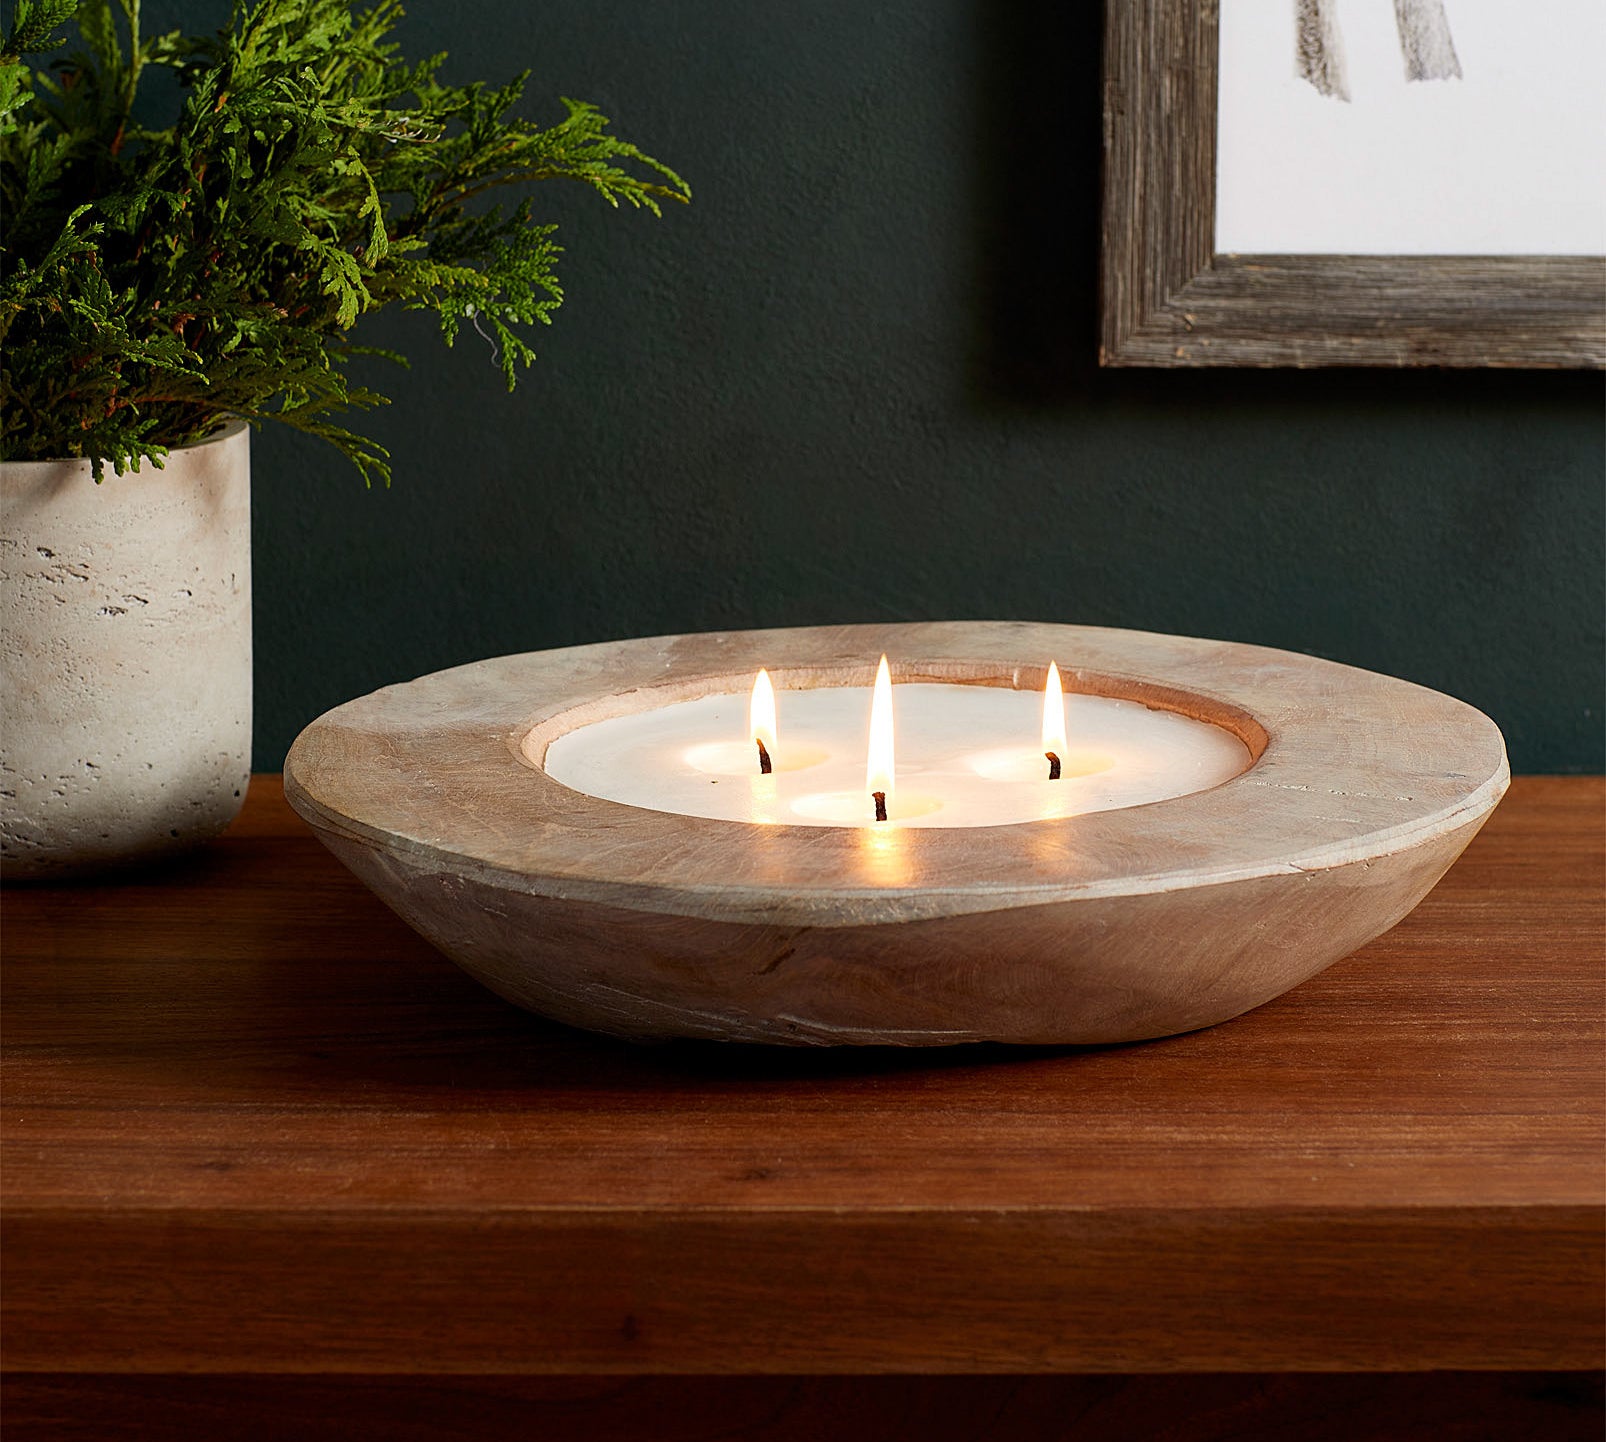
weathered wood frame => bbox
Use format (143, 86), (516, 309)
(1100, 1), (1606, 368)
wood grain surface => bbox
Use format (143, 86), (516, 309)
(2, 776), (1601, 1375)
(1099, 1), (1606, 368)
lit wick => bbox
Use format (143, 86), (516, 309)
(750, 668), (778, 777)
(1043, 660), (1067, 782)
(866, 654), (895, 824)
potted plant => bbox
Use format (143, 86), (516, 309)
(0, 0), (687, 876)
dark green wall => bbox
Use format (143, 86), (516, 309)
(227, 1), (1601, 771)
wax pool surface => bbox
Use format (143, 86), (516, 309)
(539, 684), (1253, 829)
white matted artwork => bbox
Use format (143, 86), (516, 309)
(1216, 0), (1606, 256)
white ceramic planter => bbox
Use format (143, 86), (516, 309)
(1, 422), (252, 878)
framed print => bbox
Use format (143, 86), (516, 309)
(1100, 1), (1606, 367)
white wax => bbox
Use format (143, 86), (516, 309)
(539, 684), (1252, 829)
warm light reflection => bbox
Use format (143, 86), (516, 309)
(859, 822), (914, 885)
(749, 772), (781, 825)
(866, 654), (895, 819)
(750, 669), (778, 756)
(1042, 660), (1067, 759)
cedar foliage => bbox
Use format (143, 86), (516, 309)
(0, 0), (688, 481)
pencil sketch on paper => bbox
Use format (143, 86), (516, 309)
(1295, 0), (1462, 100)
(1216, 0), (1604, 256)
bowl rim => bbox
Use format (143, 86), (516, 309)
(284, 621), (1509, 927)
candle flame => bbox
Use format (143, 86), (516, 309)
(749, 668), (778, 753)
(1042, 661), (1067, 757)
(866, 654), (895, 815)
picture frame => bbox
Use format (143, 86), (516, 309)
(1099, 2), (1606, 368)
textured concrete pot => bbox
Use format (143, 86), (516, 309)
(1, 422), (252, 878)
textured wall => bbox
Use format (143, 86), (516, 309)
(220, 0), (1600, 770)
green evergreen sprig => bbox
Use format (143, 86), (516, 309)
(0, 0), (688, 481)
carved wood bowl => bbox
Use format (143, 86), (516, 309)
(284, 622), (1508, 1047)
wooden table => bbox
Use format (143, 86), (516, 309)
(4, 776), (1602, 1440)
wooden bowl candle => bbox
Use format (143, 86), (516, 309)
(284, 622), (1508, 1047)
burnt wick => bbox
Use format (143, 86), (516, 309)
(1046, 751), (1062, 781)
(873, 791), (888, 823)
(756, 738), (772, 775)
